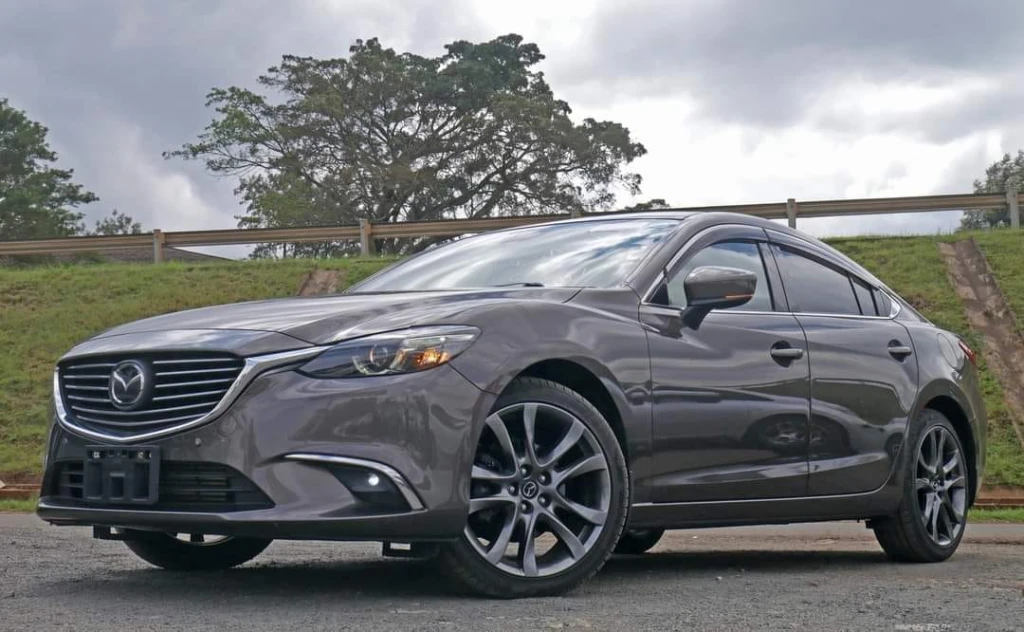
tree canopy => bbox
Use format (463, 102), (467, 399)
(90, 209), (142, 235)
(0, 98), (98, 240)
(961, 151), (1024, 229)
(168, 34), (647, 256)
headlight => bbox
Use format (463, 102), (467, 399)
(298, 326), (480, 378)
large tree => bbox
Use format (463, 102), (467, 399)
(168, 34), (647, 256)
(0, 99), (98, 240)
(961, 151), (1024, 229)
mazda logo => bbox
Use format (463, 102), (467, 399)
(109, 360), (150, 410)
(521, 480), (539, 499)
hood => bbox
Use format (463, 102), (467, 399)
(93, 288), (579, 347)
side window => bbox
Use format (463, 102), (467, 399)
(873, 288), (893, 317)
(851, 278), (878, 316)
(772, 246), (860, 315)
(662, 241), (773, 311)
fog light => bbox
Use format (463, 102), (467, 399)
(367, 473), (381, 487)
(326, 465), (409, 511)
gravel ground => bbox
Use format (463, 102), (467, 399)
(1, 514), (1022, 631)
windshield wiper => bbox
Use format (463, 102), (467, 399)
(493, 282), (546, 287)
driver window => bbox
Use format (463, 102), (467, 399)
(663, 241), (774, 311)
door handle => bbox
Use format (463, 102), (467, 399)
(888, 341), (913, 359)
(770, 344), (804, 361)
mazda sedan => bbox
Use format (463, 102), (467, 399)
(37, 211), (986, 598)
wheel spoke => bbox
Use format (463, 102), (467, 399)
(519, 511), (540, 577)
(543, 510), (586, 559)
(522, 404), (539, 465)
(933, 431), (946, 471)
(538, 419), (585, 469)
(920, 493), (935, 527)
(554, 455), (608, 486)
(485, 413), (517, 464)
(942, 494), (964, 522)
(915, 477), (932, 493)
(555, 494), (607, 526)
(929, 493), (941, 540)
(469, 495), (515, 514)
(918, 450), (936, 476)
(937, 503), (954, 540)
(485, 509), (519, 564)
(944, 475), (966, 491)
(942, 449), (960, 474)
(472, 465), (514, 482)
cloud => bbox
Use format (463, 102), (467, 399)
(1, 0), (1022, 243)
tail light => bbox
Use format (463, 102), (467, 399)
(958, 339), (978, 367)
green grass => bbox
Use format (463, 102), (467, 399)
(0, 497), (37, 512)
(1, 230), (1024, 487)
(970, 507), (1024, 523)
(0, 258), (395, 476)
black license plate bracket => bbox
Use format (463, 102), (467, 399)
(83, 445), (160, 505)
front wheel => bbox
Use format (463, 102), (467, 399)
(440, 377), (629, 598)
(123, 531), (272, 571)
(873, 409), (969, 562)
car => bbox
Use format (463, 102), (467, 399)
(37, 211), (986, 598)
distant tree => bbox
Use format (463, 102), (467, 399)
(167, 34), (647, 257)
(960, 151), (1024, 229)
(621, 198), (670, 212)
(90, 209), (142, 235)
(0, 98), (97, 240)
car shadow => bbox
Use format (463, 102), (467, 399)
(37, 548), (890, 602)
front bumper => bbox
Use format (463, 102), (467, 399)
(38, 363), (494, 541)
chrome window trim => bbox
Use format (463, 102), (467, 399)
(54, 346), (326, 444)
(640, 291), (902, 321)
(283, 453), (425, 511)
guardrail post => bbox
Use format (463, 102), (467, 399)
(359, 219), (376, 256)
(152, 229), (165, 263)
(1006, 187), (1020, 229)
(569, 208), (583, 219)
(785, 198), (798, 229)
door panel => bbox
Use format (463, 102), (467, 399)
(796, 315), (918, 495)
(643, 308), (811, 502)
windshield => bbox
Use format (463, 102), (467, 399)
(353, 218), (681, 292)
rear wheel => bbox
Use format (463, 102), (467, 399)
(440, 377), (629, 598)
(873, 409), (969, 562)
(614, 529), (665, 555)
(123, 531), (272, 571)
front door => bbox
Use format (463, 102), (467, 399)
(642, 226), (811, 503)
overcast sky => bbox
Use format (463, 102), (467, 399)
(3, 0), (1022, 245)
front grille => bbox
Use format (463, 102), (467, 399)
(59, 352), (244, 438)
(50, 461), (274, 512)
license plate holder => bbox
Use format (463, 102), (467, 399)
(83, 446), (160, 505)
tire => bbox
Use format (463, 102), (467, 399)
(872, 409), (969, 563)
(614, 529), (665, 555)
(440, 377), (629, 598)
(123, 531), (272, 571)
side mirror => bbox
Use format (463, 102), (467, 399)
(681, 266), (757, 328)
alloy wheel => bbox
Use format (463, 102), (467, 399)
(915, 426), (967, 546)
(466, 402), (612, 577)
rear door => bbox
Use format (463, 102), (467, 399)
(767, 230), (918, 496)
(642, 225), (811, 502)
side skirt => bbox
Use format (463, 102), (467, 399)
(627, 481), (903, 530)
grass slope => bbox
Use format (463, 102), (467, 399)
(0, 231), (1023, 486)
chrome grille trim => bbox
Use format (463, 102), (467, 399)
(54, 346), (325, 443)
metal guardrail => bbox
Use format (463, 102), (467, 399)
(0, 190), (1020, 262)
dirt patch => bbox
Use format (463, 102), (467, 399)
(296, 268), (348, 296)
(938, 239), (1024, 451)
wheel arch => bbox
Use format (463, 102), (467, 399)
(514, 358), (629, 462)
